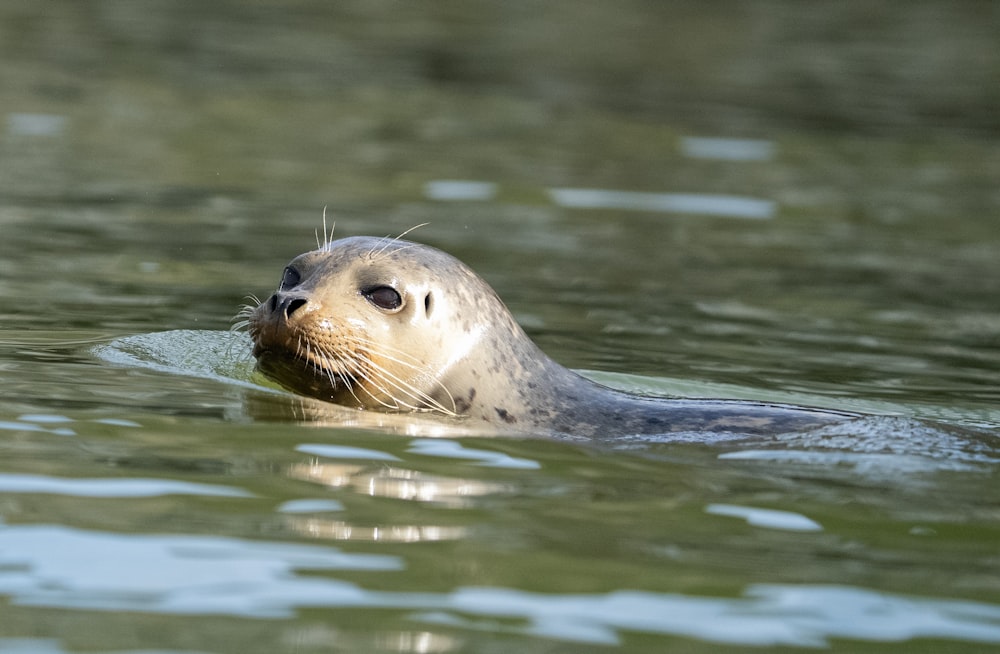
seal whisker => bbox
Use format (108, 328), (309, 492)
(305, 340), (375, 410)
(232, 297), (261, 326)
(365, 360), (446, 412)
(368, 223), (430, 261)
(232, 295), (263, 334)
(321, 339), (430, 412)
(335, 362), (367, 407)
(368, 356), (457, 414)
(368, 241), (423, 262)
(394, 222), (430, 241)
(232, 308), (255, 325)
(354, 377), (409, 411)
(299, 337), (318, 379)
(335, 348), (415, 411)
(338, 333), (435, 370)
(337, 333), (438, 377)
(342, 340), (458, 416)
(315, 206), (337, 250)
(314, 348), (351, 399)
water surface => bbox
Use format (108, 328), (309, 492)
(1, 2), (999, 653)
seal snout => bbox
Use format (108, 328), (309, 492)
(248, 290), (314, 360)
(268, 291), (310, 321)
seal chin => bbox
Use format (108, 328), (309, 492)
(254, 347), (352, 401)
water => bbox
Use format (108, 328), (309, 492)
(2, 3), (1000, 652)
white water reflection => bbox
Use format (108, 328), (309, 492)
(1, 524), (998, 648)
(0, 473), (252, 498)
(372, 631), (461, 654)
(283, 457), (506, 541)
(0, 524), (401, 617)
(288, 461), (509, 507)
(679, 136), (775, 161)
(0, 417), (76, 437)
(407, 439), (540, 469)
(0, 639), (202, 654)
(296, 443), (401, 461)
(548, 187), (775, 219)
(424, 585), (1000, 647)
(287, 517), (467, 543)
(0, 640), (66, 654)
(423, 180), (497, 201)
(705, 503), (822, 532)
(6, 113), (67, 137)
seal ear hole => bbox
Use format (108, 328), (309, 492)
(424, 292), (433, 317)
(362, 285), (403, 312)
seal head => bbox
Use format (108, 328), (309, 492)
(249, 236), (484, 416)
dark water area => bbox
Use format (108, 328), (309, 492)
(2, 2), (1000, 652)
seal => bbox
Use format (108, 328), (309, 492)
(244, 235), (852, 439)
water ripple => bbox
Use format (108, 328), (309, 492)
(0, 473), (252, 498)
(548, 187), (775, 219)
(1, 525), (998, 647)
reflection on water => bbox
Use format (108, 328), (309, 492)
(285, 440), (521, 542)
(277, 498), (344, 513)
(282, 626), (463, 654)
(0, 640), (97, 654)
(416, 585), (1000, 647)
(423, 180), (498, 202)
(679, 136), (776, 161)
(406, 438), (540, 469)
(372, 631), (462, 654)
(289, 460), (510, 507)
(0, 524), (401, 618)
(295, 444), (402, 462)
(547, 187), (775, 219)
(1, 523), (998, 648)
(5, 113), (68, 138)
(0, 472), (251, 498)
(705, 503), (823, 532)
(0, 418), (76, 438)
(285, 628), (465, 654)
(287, 517), (467, 544)
(425, 177), (777, 219)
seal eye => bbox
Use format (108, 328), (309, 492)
(363, 285), (403, 311)
(280, 266), (301, 290)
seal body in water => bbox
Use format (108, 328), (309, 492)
(245, 236), (851, 439)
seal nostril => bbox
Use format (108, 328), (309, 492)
(272, 292), (309, 318)
(285, 298), (308, 317)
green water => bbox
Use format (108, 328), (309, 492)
(2, 2), (999, 652)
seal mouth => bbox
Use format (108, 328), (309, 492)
(247, 309), (369, 405)
(254, 346), (356, 400)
